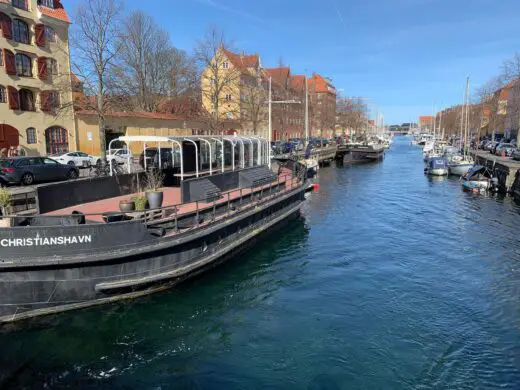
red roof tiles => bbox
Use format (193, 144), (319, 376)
(38, 1), (70, 24)
(222, 49), (259, 73)
(309, 73), (335, 94)
(289, 75), (306, 91)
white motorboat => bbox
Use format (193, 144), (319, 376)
(425, 157), (448, 176)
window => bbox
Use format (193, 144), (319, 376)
(0, 50), (3, 66)
(225, 94), (232, 101)
(26, 128), (36, 144)
(49, 91), (60, 108)
(11, 0), (28, 10)
(223, 61), (229, 69)
(19, 88), (35, 111)
(44, 26), (55, 42)
(0, 86), (5, 103)
(12, 19), (29, 44)
(47, 58), (58, 75)
(37, 0), (54, 7)
(15, 53), (32, 77)
(43, 158), (58, 165)
(45, 127), (68, 155)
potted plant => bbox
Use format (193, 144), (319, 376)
(119, 198), (135, 213)
(133, 195), (148, 211)
(145, 169), (165, 209)
(0, 187), (12, 227)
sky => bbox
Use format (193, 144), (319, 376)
(63, 0), (520, 124)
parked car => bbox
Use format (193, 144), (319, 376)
(0, 157), (79, 186)
(512, 149), (520, 161)
(92, 148), (132, 167)
(494, 143), (516, 156)
(139, 148), (178, 169)
(53, 151), (97, 168)
(485, 141), (498, 153)
(479, 140), (490, 149)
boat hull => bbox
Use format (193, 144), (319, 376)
(448, 164), (473, 176)
(0, 188), (305, 324)
(463, 180), (491, 190)
(428, 168), (448, 176)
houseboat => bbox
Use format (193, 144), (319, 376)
(0, 136), (308, 325)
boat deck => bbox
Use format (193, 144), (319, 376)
(44, 173), (298, 223)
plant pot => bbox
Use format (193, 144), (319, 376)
(119, 200), (135, 213)
(146, 191), (163, 209)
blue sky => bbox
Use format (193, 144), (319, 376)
(64, 0), (520, 124)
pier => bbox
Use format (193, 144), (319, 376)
(273, 145), (337, 165)
(474, 150), (520, 193)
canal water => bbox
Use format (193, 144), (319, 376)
(1, 136), (520, 389)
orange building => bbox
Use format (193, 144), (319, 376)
(419, 116), (435, 131)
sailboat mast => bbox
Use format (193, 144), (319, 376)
(460, 82), (466, 153)
(464, 77), (470, 158)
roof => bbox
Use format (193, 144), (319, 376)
(76, 110), (185, 121)
(419, 116), (435, 121)
(38, 1), (71, 24)
(309, 73), (336, 95)
(264, 67), (290, 87)
(289, 75), (306, 91)
(222, 49), (259, 73)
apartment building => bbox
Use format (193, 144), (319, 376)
(201, 48), (267, 137)
(264, 67), (305, 140)
(307, 73), (336, 138)
(0, 0), (75, 156)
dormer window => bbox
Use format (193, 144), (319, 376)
(37, 0), (55, 8)
(12, 0), (28, 11)
(223, 62), (229, 69)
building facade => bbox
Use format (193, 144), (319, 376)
(201, 48), (267, 138)
(264, 67), (305, 141)
(307, 73), (336, 138)
(0, 0), (75, 156)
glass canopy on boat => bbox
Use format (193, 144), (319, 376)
(107, 135), (270, 180)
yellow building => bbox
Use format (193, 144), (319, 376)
(0, 0), (75, 156)
(75, 111), (207, 156)
(201, 48), (267, 138)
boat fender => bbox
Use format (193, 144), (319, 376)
(312, 183), (320, 191)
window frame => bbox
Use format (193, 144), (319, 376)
(12, 19), (30, 44)
(44, 25), (55, 43)
(0, 86), (6, 103)
(47, 58), (58, 75)
(19, 88), (35, 111)
(11, 0), (28, 11)
(37, 0), (54, 8)
(26, 127), (37, 144)
(15, 53), (32, 77)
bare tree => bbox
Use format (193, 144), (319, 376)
(194, 26), (241, 134)
(72, 0), (124, 160)
(113, 11), (172, 111)
(336, 97), (368, 135)
(241, 76), (267, 136)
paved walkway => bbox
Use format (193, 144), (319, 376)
(474, 150), (520, 169)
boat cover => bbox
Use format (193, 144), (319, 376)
(464, 165), (491, 179)
(428, 158), (448, 168)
